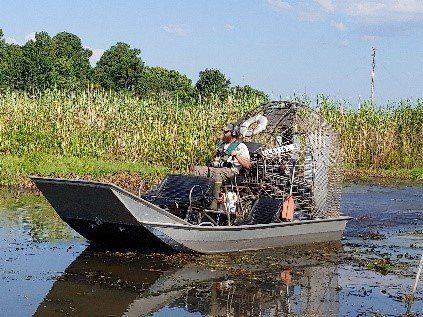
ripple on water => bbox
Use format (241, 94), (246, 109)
(0, 184), (422, 316)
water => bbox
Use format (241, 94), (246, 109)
(0, 184), (422, 316)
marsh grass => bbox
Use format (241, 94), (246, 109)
(0, 90), (421, 186)
(318, 97), (423, 170)
(0, 89), (262, 172)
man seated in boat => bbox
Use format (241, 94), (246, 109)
(192, 123), (250, 208)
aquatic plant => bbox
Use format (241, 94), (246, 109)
(0, 89), (264, 171)
(366, 258), (393, 275)
(0, 89), (421, 175)
(318, 96), (423, 170)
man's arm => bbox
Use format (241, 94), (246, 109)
(230, 150), (251, 169)
(236, 153), (251, 169)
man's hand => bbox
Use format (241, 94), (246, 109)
(231, 150), (250, 169)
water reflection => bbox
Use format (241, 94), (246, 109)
(2, 185), (421, 316)
(0, 189), (75, 241)
(35, 243), (342, 316)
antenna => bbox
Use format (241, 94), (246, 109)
(371, 47), (376, 105)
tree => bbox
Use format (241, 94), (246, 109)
(0, 42), (23, 89)
(50, 32), (92, 90)
(139, 66), (193, 100)
(20, 31), (54, 91)
(20, 31), (92, 91)
(0, 29), (24, 89)
(94, 42), (144, 91)
(195, 68), (230, 99)
(231, 85), (268, 103)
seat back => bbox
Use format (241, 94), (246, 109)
(159, 174), (212, 199)
(143, 174), (213, 207)
(243, 142), (263, 155)
(240, 197), (282, 225)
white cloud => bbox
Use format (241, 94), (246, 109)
(162, 24), (189, 36)
(267, 0), (292, 14)
(314, 0), (335, 12)
(24, 32), (36, 42)
(84, 47), (105, 66)
(331, 21), (346, 31)
(315, 0), (423, 23)
(224, 23), (235, 31)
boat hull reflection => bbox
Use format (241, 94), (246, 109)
(35, 243), (342, 316)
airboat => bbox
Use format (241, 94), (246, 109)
(31, 101), (350, 254)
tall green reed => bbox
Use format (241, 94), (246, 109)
(0, 89), (263, 171)
(0, 90), (421, 171)
(318, 96), (423, 169)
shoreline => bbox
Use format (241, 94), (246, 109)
(1, 168), (422, 193)
(1, 153), (421, 192)
(344, 168), (423, 182)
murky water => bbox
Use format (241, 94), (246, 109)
(0, 184), (422, 316)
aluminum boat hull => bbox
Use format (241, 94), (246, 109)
(31, 177), (349, 253)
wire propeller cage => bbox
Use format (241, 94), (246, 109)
(236, 101), (343, 219)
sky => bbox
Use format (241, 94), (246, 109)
(1, 0), (423, 104)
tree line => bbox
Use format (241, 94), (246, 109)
(0, 30), (266, 101)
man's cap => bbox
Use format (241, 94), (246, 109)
(222, 123), (235, 132)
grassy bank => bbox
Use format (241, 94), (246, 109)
(0, 90), (422, 188)
(0, 154), (169, 191)
(0, 154), (421, 190)
(344, 167), (423, 182)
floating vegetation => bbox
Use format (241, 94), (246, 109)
(366, 258), (393, 275)
(360, 232), (387, 240)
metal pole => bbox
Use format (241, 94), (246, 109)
(371, 47), (376, 105)
(406, 253), (423, 315)
(412, 254), (423, 296)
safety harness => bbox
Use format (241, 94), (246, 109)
(218, 141), (241, 165)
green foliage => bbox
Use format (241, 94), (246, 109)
(0, 89), (422, 186)
(50, 32), (93, 90)
(0, 153), (168, 187)
(0, 90), (422, 173)
(195, 68), (231, 100)
(20, 32), (54, 91)
(19, 31), (92, 91)
(139, 66), (193, 101)
(94, 42), (144, 91)
(0, 90), (260, 172)
(0, 29), (266, 103)
(366, 258), (393, 275)
(0, 34), (23, 89)
(318, 96), (423, 169)
(231, 85), (269, 104)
